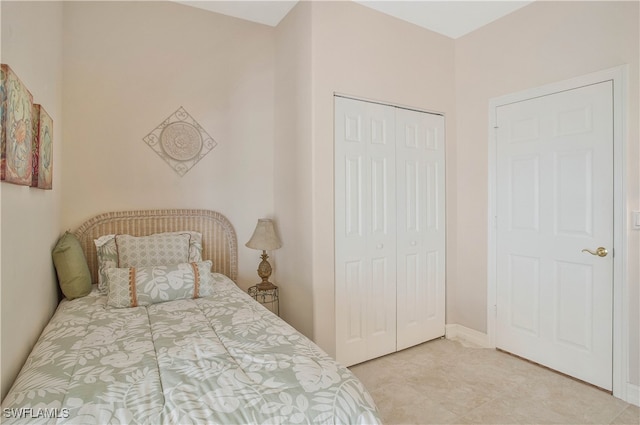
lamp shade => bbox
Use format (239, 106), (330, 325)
(246, 219), (282, 251)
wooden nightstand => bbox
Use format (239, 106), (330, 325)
(248, 284), (279, 316)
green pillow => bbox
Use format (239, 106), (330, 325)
(52, 231), (92, 299)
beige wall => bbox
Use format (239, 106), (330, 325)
(454, 1), (639, 385)
(274, 1), (314, 337)
(0, 1), (64, 399)
(62, 1), (276, 290)
(308, 1), (457, 353)
(2, 0), (638, 401)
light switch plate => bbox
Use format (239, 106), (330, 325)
(633, 211), (640, 230)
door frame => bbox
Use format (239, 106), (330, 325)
(487, 65), (629, 400)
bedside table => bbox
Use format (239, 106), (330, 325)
(248, 284), (279, 316)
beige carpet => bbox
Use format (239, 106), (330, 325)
(349, 339), (639, 424)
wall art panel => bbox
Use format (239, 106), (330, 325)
(31, 104), (53, 189)
(1, 64), (34, 185)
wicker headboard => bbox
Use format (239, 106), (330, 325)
(73, 209), (238, 283)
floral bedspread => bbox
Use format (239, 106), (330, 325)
(2, 274), (381, 424)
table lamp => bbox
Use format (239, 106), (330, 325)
(246, 218), (282, 290)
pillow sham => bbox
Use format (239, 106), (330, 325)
(52, 231), (92, 300)
(106, 260), (213, 308)
(115, 233), (191, 267)
(95, 231), (203, 293)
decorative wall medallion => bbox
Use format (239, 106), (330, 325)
(143, 107), (217, 176)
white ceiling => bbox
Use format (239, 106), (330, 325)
(176, 0), (534, 39)
(176, 1), (298, 27)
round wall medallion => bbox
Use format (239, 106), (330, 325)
(160, 122), (203, 161)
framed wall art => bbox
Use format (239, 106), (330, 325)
(31, 104), (53, 189)
(1, 64), (34, 186)
(0, 65), (5, 180)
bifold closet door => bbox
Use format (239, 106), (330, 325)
(335, 96), (446, 366)
(395, 108), (446, 350)
(335, 97), (397, 367)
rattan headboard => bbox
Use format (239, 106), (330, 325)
(73, 209), (238, 283)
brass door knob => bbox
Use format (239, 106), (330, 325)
(581, 247), (608, 257)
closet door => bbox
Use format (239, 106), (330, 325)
(335, 97), (397, 366)
(396, 108), (446, 350)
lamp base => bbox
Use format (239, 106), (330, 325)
(256, 280), (277, 290)
(255, 251), (276, 290)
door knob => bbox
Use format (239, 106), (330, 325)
(581, 247), (608, 257)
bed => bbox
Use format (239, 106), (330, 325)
(1, 209), (381, 424)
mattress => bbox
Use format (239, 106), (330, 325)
(2, 273), (381, 424)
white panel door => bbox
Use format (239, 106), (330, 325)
(395, 108), (446, 350)
(495, 81), (613, 390)
(335, 96), (397, 366)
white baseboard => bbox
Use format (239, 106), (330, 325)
(626, 382), (640, 407)
(445, 324), (492, 348)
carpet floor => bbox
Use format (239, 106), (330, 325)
(349, 338), (639, 424)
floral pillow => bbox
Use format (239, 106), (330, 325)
(106, 261), (214, 308)
(95, 232), (203, 294)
